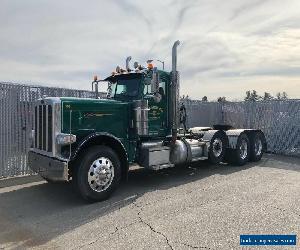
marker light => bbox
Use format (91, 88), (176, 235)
(147, 63), (154, 69)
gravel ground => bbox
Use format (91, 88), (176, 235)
(0, 154), (299, 250)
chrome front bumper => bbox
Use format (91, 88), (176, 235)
(28, 150), (69, 181)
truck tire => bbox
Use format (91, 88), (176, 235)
(73, 145), (121, 202)
(208, 131), (227, 164)
(227, 133), (250, 166)
(249, 132), (264, 162)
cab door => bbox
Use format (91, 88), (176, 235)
(144, 81), (168, 137)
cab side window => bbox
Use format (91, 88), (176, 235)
(158, 82), (166, 99)
(143, 77), (151, 95)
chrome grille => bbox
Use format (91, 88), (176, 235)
(34, 104), (53, 152)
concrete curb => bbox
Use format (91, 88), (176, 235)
(0, 175), (43, 188)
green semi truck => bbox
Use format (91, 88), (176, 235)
(28, 41), (266, 202)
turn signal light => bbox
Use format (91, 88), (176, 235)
(56, 133), (76, 145)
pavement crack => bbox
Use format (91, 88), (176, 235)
(132, 202), (212, 250)
(75, 221), (138, 249)
(133, 201), (174, 250)
(138, 216), (174, 250)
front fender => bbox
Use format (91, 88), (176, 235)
(70, 132), (128, 162)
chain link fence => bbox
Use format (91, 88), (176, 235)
(183, 100), (223, 127)
(183, 99), (300, 157)
(0, 82), (104, 178)
(0, 82), (299, 178)
(222, 100), (300, 157)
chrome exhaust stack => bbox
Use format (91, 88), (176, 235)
(171, 40), (180, 142)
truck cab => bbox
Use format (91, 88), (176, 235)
(106, 67), (170, 138)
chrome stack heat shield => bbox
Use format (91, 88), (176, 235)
(134, 100), (149, 136)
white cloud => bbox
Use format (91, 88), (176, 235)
(0, 0), (300, 99)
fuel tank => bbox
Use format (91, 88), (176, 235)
(169, 139), (208, 165)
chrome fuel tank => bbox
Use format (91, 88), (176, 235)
(169, 139), (207, 165)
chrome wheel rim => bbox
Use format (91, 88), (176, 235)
(88, 157), (114, 192)
(239, 139), (248, 160)
(254, 138), (263, 156)
(212, 138), (223, 158)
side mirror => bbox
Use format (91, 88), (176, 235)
(144, 92), (162, 103)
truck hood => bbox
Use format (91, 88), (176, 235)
(60, 97), (128, 105)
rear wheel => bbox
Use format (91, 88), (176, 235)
(209, 131), (227, 164)
(250, 132), (264, 162)
(227, 133), (250, 166)
(73, 145), (121, 202)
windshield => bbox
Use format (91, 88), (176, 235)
(113, 78), (140, 99)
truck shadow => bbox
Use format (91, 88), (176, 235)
(0, 156), (295, 248)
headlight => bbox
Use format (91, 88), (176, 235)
(56, 133), (76, 145)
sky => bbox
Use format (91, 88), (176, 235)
(1, 0), (300, 100)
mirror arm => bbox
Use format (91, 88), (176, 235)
(151, 67), (159, 93)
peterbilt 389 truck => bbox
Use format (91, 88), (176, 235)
(28, 41), (266, 202)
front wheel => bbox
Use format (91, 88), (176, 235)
(73, 145), (121, 202)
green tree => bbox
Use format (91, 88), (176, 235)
(250, 90), (260, 101)
(276, 92), (288, 100)
(245, 90), (261, 101)
(282, 91), (288, 100)
(276, 92), (281, 100)
(217, 96), (226, 102)
(245, 90), (251, 101)
(263, 92), (273, 100)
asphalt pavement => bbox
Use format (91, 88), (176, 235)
(0, 154), (300, 250)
